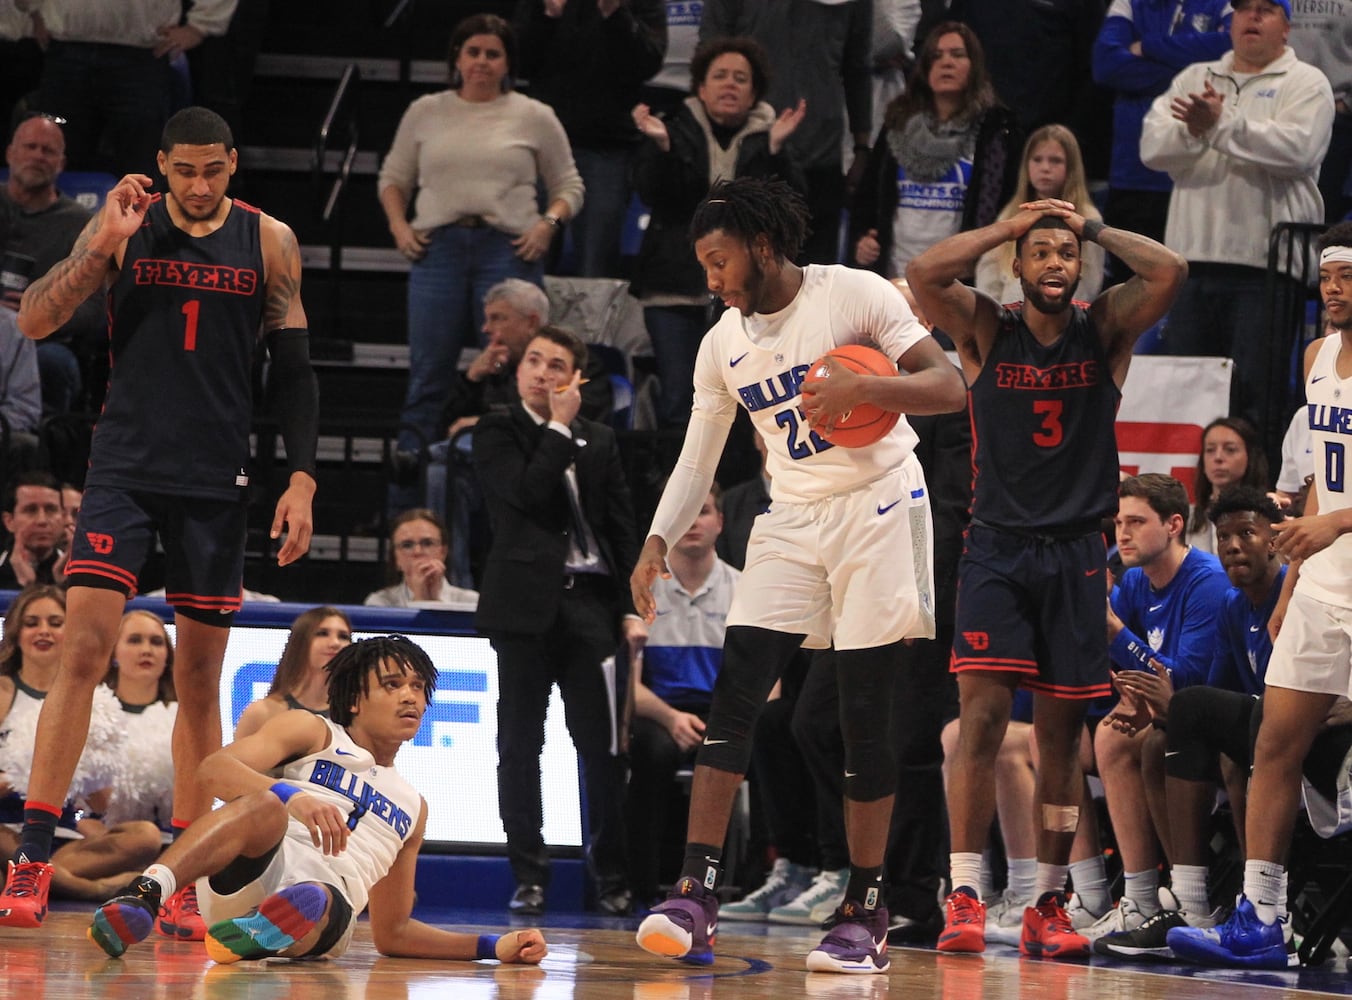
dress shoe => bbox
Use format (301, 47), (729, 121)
(509, 884), (545, 916)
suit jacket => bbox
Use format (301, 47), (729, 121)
(472, 403), (639, 635)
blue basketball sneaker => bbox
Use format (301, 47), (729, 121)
(636, 876), (719, 966)
(805, 899), (890, 974)
(1166, 895), (1292, 969)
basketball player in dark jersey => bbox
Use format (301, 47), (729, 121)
(908, 197), (1186, 958)
(0, 107), (319, 935)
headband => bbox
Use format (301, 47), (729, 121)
(1321, 246), (1352, 266)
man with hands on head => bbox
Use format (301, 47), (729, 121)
(907, 195), (1186, 958)
(87, 635), (548, 966)
(0, 106), (318, 935)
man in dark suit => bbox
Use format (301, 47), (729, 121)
(472, 325), (645, 918)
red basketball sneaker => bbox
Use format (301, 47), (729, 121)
(1021, 891), (1090, 959)
(936, 887), (986, 953)
(0, 859), (53, 928)
(157, 883), (207, 941)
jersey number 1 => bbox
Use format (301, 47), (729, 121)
(180, 300), (200, 351)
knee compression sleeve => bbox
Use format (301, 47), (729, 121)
(836, 642), (903, 801)
(697, 626), (804, 775)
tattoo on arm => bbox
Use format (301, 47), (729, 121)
(263, 227), (302, 329)
(21, 216), (114, 333)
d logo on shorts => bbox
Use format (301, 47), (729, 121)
(86, 532), (115, 555)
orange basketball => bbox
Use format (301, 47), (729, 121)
(801, 343), (901, 448)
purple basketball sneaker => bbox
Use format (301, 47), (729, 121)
(805, 899), (891, 974)
(636, 876), (719, 966)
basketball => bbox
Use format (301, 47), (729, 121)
(801, 344), (900, 448)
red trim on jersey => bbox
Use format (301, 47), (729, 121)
(1021, 678), (1114, 700)
(65, 560), (138, 589)
(165, 591), (242, 611)
(231, 198), (261, 215)
(950, 657), (1038, 674)
(22, 800), (62, 818)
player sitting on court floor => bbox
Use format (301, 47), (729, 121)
(88, 635), (547, 966)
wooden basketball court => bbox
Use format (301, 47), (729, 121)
(7, 906), (1352, 1000)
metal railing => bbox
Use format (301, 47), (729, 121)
(311, 61), (362, 340)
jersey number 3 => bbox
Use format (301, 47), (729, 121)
(1032, 399), (1063, 448)
(180, 300), (200, 351)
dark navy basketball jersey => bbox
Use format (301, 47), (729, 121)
(969, 304), (1121, 531)
(92, 195), (265, 499)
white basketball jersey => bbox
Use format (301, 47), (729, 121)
(278, 719), (424, 914)
(1298, 334), (1352, 609)
(693, 264), (929, 502)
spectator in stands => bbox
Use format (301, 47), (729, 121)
(378, 13), (584, 509)
(0, 309), (41, 472)
(701, 0), (873, 264)
(101, 611), (176, 836)
(975, 125), (1104, 306)
(626, 486), (739, 906)
(1185, 416), (1269, 555)
(364, 510), (479, 610)
(473, 326), (643, 918)
(1085, 474), (1228, 943)
(1094, 486), (1284, 960)
(514, 0), (666, 279)
(850, 21), (1020, 281)
(0, 471), (64, 589)
(1140, 0), (1334, 424)
(232, 606), (352, 740)
(1, 112), (106, 414)
(630, 36), (806, 428)
(31, 0), (238, 178)
(1289, 2), (1352, 224)
(1091, 0), (1232, 270)
(0, 586), (162, 901)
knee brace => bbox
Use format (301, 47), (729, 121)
(836, 643), (903, 801)
(697, 626), (803, 775)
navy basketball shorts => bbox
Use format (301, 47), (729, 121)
(951, 521), (1111, 699)
(66, 486), (248, 622)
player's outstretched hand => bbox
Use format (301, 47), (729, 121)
(496, 928), (548, 964)
(272, 472), (316, 566)
(631, 536), (671, 624)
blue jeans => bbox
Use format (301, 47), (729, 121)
(398, 224), (542, 455)
(569, 146), (635, 279)
(423, 435), (480, 589)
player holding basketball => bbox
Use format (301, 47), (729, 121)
(87, 635), (548, 966)
(630, 176), (966, 974)
(907, 199), (1186, 957)
(0, 107), (318, 935)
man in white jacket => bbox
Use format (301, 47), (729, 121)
(1140, 0), (1333, 425)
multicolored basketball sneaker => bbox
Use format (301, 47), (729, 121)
(636, 876), (720, 966)
(805, 899), (890, 974)
(89, 876), (162, 957)
(205, 883), (330, 964)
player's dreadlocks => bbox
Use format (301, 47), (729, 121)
(689, 176), (811, 263)
(327, 634), (438, 726)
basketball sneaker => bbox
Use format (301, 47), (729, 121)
(1165, 895), (1293, 970)
(1021, 891), (1090, 958)
(985, 888), (1032, 946)
(0, 859), (53, 928)
(157, 882), (207, 941)
(805, 899), (890, 974)
(722, 858), (813, 922)
(1093, 888), (1220, 961)
(636, 876), (720, 966)
(89, 876), (163, 958)
(1064, 893), (1106, 930)
(205, 883), (330, 964)
(936, 887), (986, 953)
(1081, 895), (1146, 942)
(768, 868), (849, 926)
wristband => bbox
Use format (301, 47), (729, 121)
(270, 782), (301, 804)
(1081, 219), (1106, 244)
(476, 933), (501, 960)
(542, 213), (562, 229)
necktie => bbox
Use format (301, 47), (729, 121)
(565, 470), (590, 558)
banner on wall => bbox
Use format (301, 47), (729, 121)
(1117, 355), (1234, 502)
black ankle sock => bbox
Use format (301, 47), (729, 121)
(846, 865), (885, 911)
(680, 843), (723, 892)
(16, 805), (59, 865)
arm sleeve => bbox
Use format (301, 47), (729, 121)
(647, 410), (733, 546)
(264, 328), (319, 477)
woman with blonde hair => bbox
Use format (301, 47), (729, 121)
(975, 124), (1105, 305)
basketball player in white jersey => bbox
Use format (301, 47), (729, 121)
(631, 176), (966, 974)
(1169, 221), (1352, 969)
(84, 636), (547, 966)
